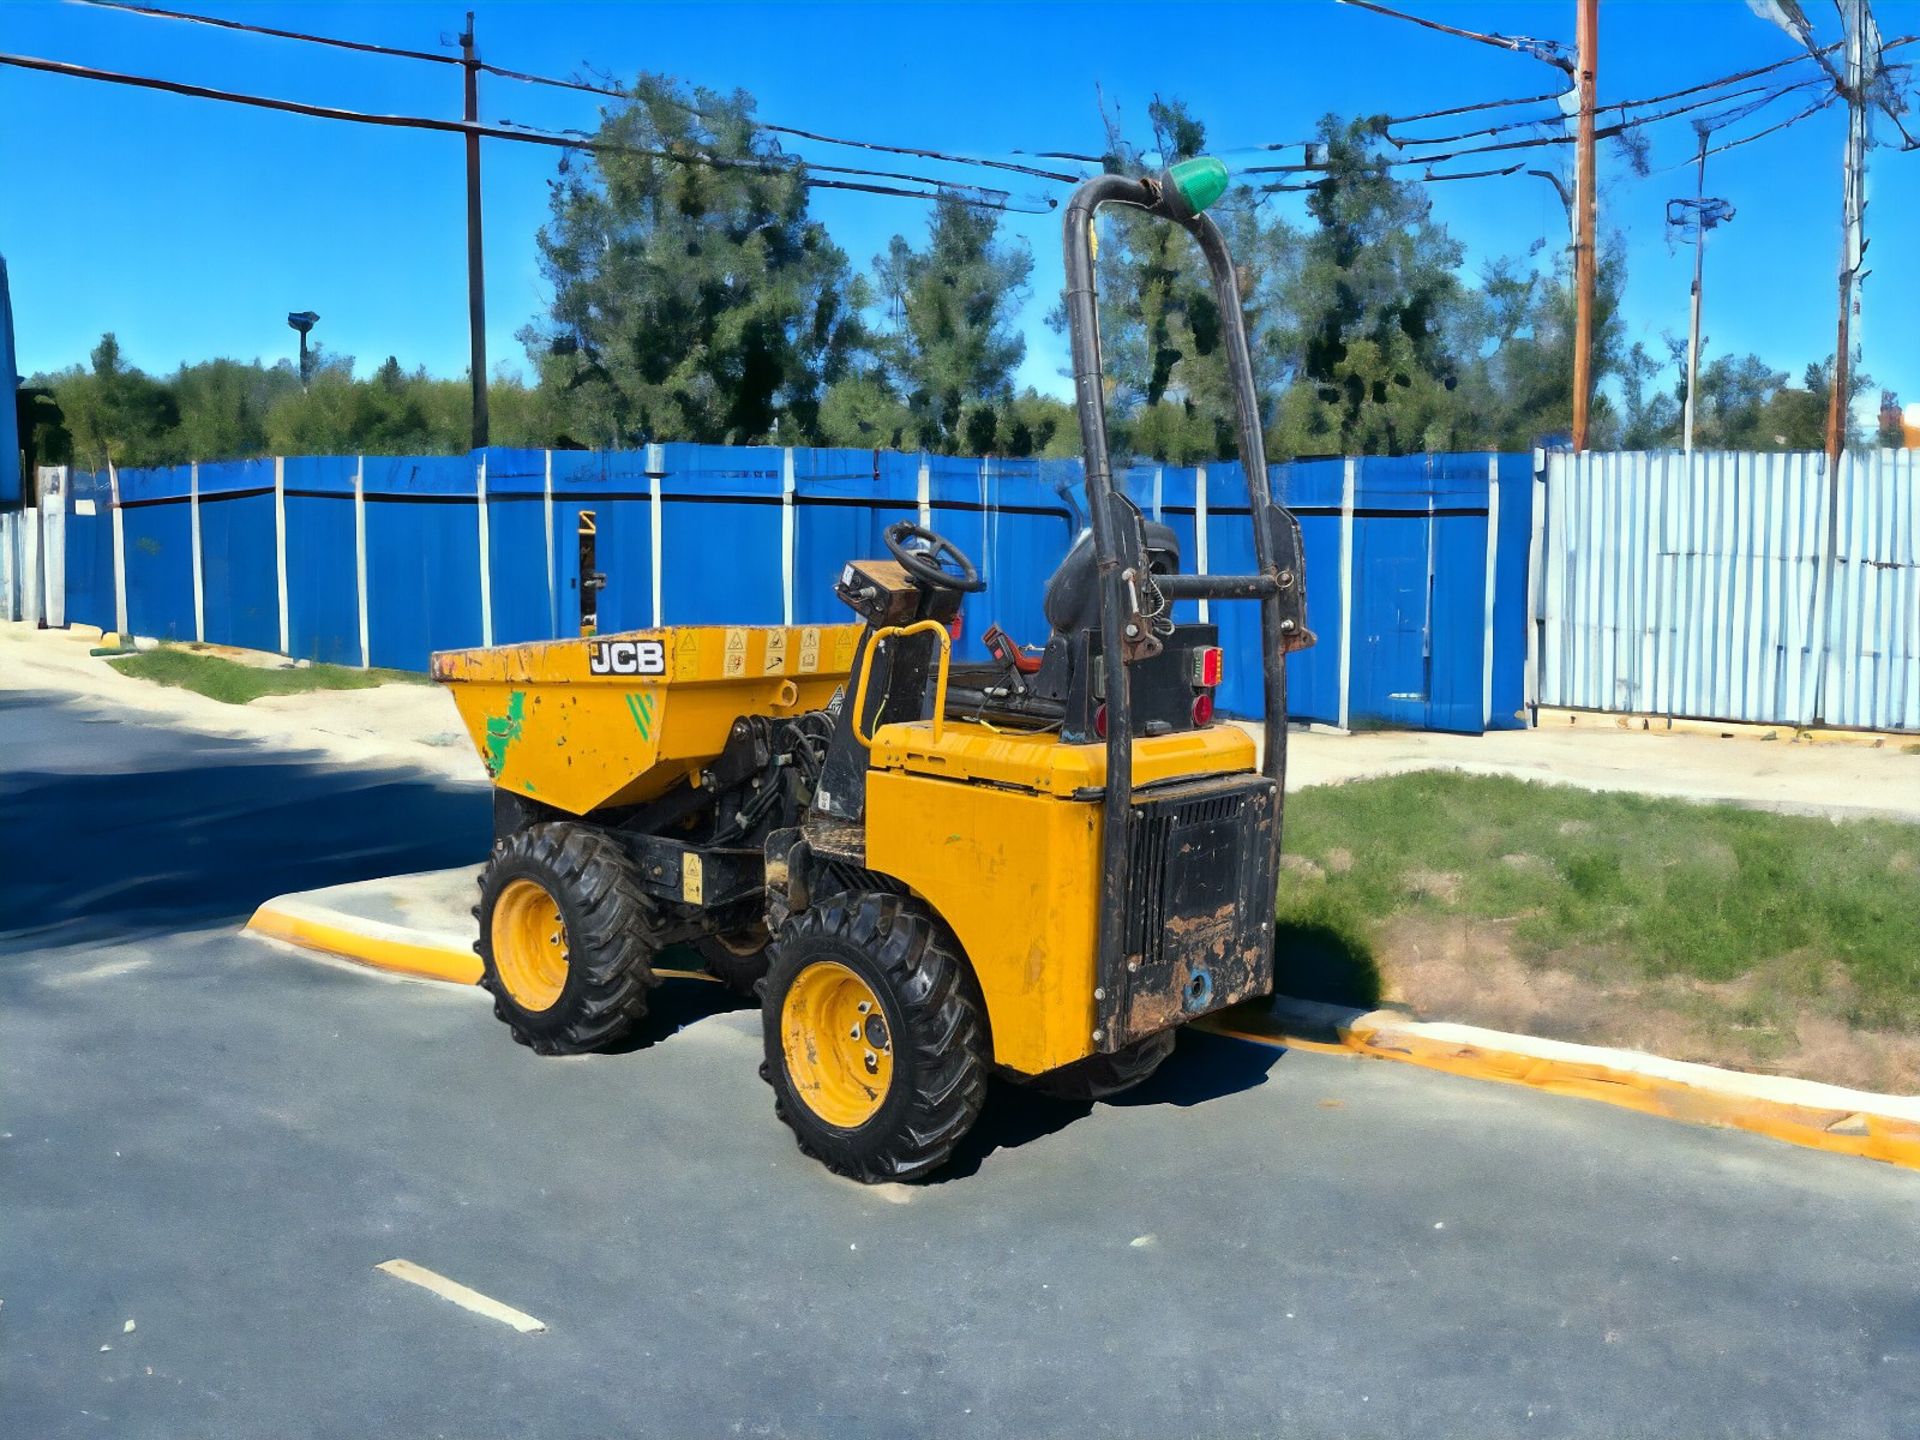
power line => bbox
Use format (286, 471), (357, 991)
(0, 49), (1050, 211)
(62, 0), (455, 65)
(64, 0), (1082, 184)
(1335, 0), (1573, 73)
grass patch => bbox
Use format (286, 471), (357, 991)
(1276, 772), (1920, 1033)
(109, 645), (429, 704)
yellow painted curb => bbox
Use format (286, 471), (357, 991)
(246, 897), (719, 988)
(1202, 1001), (1920, 1172)
(247, 900), (484, 985)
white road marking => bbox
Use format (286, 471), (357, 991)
(375, 1260), (547, 1334)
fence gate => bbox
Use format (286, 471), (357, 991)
(1534, 449), (1918, 732)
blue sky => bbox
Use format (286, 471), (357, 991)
(2, 0), (1916, 419)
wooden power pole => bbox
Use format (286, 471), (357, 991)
(1570, 0), (1598, 452)
(1825, 0), (1869, 473)
(460, 11), (489, 451)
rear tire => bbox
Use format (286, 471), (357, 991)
(1024, 1029), (1176, 1102)
(694, 928), (771, 998)
(475, 822), (659, 1055)
(759, 893), (988, 1183)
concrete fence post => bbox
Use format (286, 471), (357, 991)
(1480, 454), (1502, 731)
(542, 449), (557, 639)
(189, 460), (205, 642)
(1337, 455), (1356, 733)
(1525, 447), (1548, 724)
(1194, 463), (1210, 624)
(475, 452), (494, 647)
(273, 455), (290, 654)
(354, 456), (370, 668)
(0, 508), (15, 620)
(646, 442), (665, 627)
(37, 466), (67, 628)
(19, 504), (41, 626)
(781, 446), (796, 626)
(109, 458), (129, 639)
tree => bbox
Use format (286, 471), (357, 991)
(1264, 118), (1487, 459)
(862, 195), (1033, 453)
(1041, 96), (1283, 464)
(53, 334), (180, 469)
(1617, 340), (1679, 449)
(524, 74), (871, 447)
(171, 357), (299, 461)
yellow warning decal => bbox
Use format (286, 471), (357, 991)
(723, 627), (747, 678)
(763, 630), (788, 674)
(798, 627), (821, 674)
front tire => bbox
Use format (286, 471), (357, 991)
(760, 893), (988, 1183)
(475, 822), (659, 1055)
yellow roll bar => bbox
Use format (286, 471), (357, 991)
(850, 619), (951, 749)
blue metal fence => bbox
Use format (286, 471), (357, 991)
(62, 445), (1532, 733)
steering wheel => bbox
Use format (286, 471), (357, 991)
(884, 520), (985, 594)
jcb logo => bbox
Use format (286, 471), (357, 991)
(587, 639), (666, 676)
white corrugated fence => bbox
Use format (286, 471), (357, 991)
(1535, 449), (1918, 732)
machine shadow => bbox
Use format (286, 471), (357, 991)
(601, 967), (757, 1053)
(0, 699), (488, 950)
(937, 1028), (1285, 1181)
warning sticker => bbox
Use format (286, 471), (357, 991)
(763, 630), (788, 674)
(798, 627), (821, 674)
(724, 627), (748, 678)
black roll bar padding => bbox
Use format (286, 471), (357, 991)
(1062, 171), (1292, 1043)
(1155, 572), (1282, 600)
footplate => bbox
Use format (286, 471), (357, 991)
(1097, 773), (1278, 1050)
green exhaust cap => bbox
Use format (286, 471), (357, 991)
(1169, 156), (1229, 215)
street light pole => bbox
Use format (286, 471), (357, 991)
(460, 11), (488, 451)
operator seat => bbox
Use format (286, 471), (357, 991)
(1041, 521), (1182, 636)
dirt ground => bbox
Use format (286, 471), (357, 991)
(1373, 909), (1920, 1094)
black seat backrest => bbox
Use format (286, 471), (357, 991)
(1042, 514), (1182, 636)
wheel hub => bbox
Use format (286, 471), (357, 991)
(491, 877), (570, 1012)
(781, 961), (894, 1128)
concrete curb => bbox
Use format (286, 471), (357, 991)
(248, 876), (1920, 1173)
(245, 893), (715, 987)
(1200, 998), (1920, 1172)
(247, 897), (486, 986)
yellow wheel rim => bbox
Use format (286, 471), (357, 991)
(491, 877), (570, 1012)
(780, 961), (894, 1129)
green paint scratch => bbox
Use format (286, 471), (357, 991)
(625, 690), (656, 741)
(484, 690), (526, 774)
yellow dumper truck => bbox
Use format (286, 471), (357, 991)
(434, 158), (1313, 1182)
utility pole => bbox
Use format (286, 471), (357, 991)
(460, 11), (488, 451)
(1682, 130), (1707, 453)
(1569, 0), (1598, 452)
(1671, 127), (1734, 454)
(1824, 0), (1868, 474)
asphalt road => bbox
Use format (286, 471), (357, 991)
(4, 692), (1918, 1438)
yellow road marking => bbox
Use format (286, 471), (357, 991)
(375, 1259), (546, 1333)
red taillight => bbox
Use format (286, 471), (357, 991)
(1194, 646), (1224, 688)
(1191, 692), (1215, 727)
(1094, 703), (1108, 739)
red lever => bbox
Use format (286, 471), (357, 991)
(982, 624), (1042, 674)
